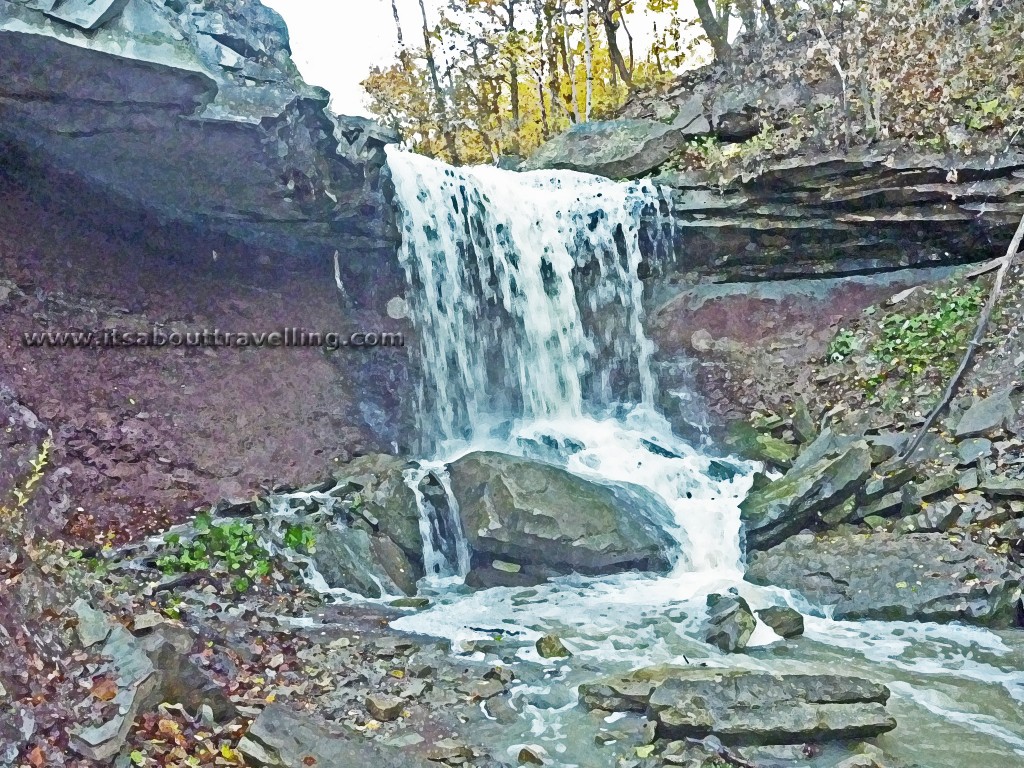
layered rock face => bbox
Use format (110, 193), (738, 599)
(0, 0), (412, 541)
(0, 0), (400, 290)
(528, 118), (1024, 277)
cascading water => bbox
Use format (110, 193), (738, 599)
(324, 147), (1024, 767)
(387, 147), (657, 449)
(386, 145), (748, 577)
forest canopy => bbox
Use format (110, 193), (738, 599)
(362, 0), (1024, 168)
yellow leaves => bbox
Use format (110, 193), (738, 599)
(158, 718), (182, 737)
(91, 677), (119, 702)
(220, 744), (241, 761)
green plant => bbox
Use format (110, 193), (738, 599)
(154, 513), (317, 592)
(864, 284), (985, 397)
(156, 512), (272, 592)
(962, 93), (1016, 131)
(828, 328), (858, 362)
(282, 522), (317, 553)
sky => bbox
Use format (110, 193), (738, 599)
(263, 0), (441, 117)
(263, 0), (684, 119)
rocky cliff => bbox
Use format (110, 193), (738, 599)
(0, 0), (400, 290)
(0, 0), (411, 543)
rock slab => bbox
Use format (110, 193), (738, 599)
(580, 667), (895, 746)
(740, 440), (873, 550)
(746, 532), (1023, 626)
(239, 703), (431, 767)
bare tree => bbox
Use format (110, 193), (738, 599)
(418, 0), (461, 161)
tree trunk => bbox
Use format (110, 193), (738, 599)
(418, 0), (459, 162)
(601, 4), (632, 88)
(735, 0), (757, 36)
(693, 0), (731, 62)
(583, 0), (593, 120)
(559, 0), (581, 123)
(508, 0), (521, 153)
(389, 0), (404, 46)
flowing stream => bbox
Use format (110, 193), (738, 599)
(343, 147), (1024, 766)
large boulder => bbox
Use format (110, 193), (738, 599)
(745, 532), (1023, 627)
(580, 667), (896, 746)
(740, 440), (873, 550)
(447, 452), (676, 583)
(331, 454), (424, 566)
(523, 116), (709, 178)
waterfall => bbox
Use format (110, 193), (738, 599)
(386, 146), (749, 578)
(380, 150), (1024, 768)
(387, 146), (657, 449)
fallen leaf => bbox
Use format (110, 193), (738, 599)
(91, 677), (118, 702)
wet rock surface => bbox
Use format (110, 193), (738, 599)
(581, 667), (896, 746)
(740, 439), (873, 550)
(746, 532), (1024, 626)
(756, 606), (804, 638)
(448, 451), (677, 581)
(701, 593), (756, 652)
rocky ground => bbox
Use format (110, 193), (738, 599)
(695, 256), (1024, 625)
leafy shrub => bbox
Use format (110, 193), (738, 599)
(156, 512), (318, 592)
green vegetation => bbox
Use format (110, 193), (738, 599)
(155, 512), (316, 593)
(1, 435), (51, 539)
(364, 1), (1023, 168)
(829, 283), (986, 403)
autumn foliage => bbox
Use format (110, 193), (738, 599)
(362, 0), (1024, 168)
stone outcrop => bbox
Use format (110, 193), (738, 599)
(579, 667), (897, 746)
(528, 116), (1022, 281)
(0, 0), (399, 281)
(745, 532), (1024, 626)
(739, 437), (873, 550)
(447, 451), (676, 585)
(238, 703), (431, 768)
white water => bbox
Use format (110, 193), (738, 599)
(372, 148), (1024, 765)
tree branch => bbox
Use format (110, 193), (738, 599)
(899, 213), (1024, 464)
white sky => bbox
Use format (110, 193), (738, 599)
(263, 0), (442, 117)
(264, 0), (692, 118)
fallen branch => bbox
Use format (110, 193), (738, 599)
(899, 213), (1024, 463)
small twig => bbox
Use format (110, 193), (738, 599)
(898, 213), (1024, 464)
(685, 736), (758, 768)
(152, 571), (209, 594)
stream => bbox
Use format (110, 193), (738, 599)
(286, 148), (1024, 767)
